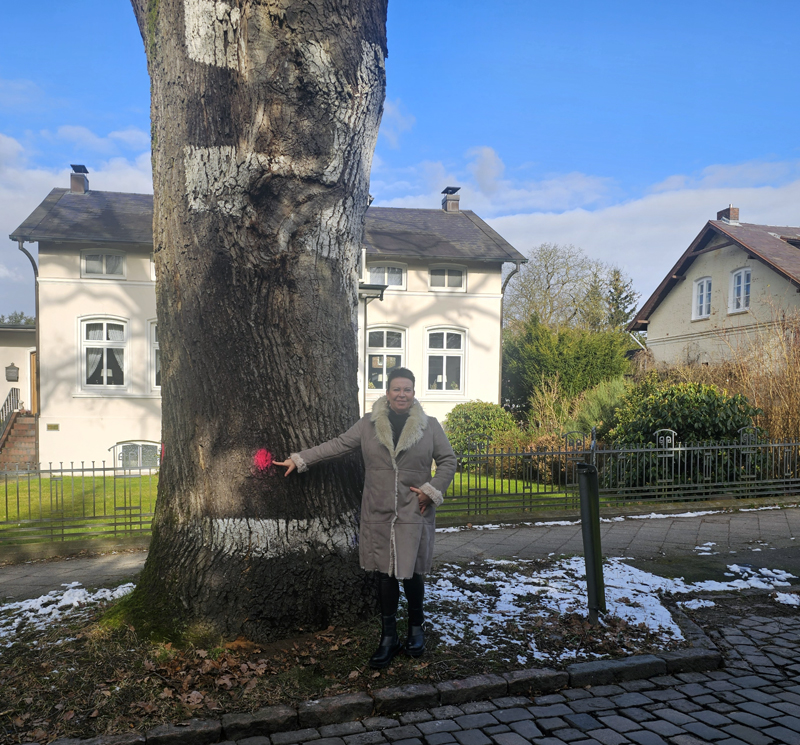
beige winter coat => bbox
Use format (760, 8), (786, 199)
(290, 397), (457, 579)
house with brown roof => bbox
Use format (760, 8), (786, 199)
(629, 206), (800, 365)
(5, 170), (525, 466)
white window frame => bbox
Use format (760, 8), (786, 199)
(425, 327), (466, 395)
(366, 262), (407, 290)
(148, 320), (161, 393)
(80, 248), (127, 279)
(428, 264), (467, 293)
(729, 267), (751, 314)
(693, 277), (712, 320)
(366, 325), (406, 393)
(79, 316), (129, 392)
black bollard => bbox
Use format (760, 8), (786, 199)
(576, 462), (606, 624)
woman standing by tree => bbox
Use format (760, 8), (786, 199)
(276, 368), (456, 668)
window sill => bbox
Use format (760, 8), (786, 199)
(727, 308), (750, 316)
(691, 316), (711, 322)
(73, 392), (161, 399)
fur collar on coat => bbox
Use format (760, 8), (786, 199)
(371, 396), (427, 463)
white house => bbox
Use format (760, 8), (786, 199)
(6, 170), (525, 466)
(629, 206), (800, 365)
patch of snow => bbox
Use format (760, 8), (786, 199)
(775, 593), (800, 606)
(628, 510), (719, 520)
(679, 599), (715, 610)
(425, 556), (797, 665)
(533, 520), (579, 527)
(436, 503), (797, 534)
(694, 542), (718, 555)
(0, 582), (134, 646)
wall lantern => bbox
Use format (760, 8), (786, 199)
(5, 363), (19, 382)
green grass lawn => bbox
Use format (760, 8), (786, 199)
(441, 471), (577, 517)
(0, 471), (157, 541)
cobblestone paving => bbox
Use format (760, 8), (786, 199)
(238, 614), (800, 745)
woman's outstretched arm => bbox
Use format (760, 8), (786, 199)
(275, 417), (365, 476)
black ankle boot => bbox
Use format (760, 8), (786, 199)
(369, 615), (402, 669)
(406, 621), (425, 657)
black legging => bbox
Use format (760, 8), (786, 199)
(377, 572), (425, 626)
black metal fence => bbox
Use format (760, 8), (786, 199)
(437, 427), (800, 517)
(1, 462), (157, 545)
(2, 427), (799, 544)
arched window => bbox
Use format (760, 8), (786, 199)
(80, 318), (127, 390)
(426, 328), (465, 393)
(366, 327), (405, 390)
(730, 268), (751, 313)
(693, 277), (712, 320)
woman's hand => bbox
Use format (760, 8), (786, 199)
(274, 458), (296, 477)
(410, 486), (433, 515)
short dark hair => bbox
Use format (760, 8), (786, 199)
(387, 367), (415, 388)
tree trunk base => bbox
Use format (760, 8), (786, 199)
(127, 519), (378, 643)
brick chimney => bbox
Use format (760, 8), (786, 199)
(70, 164), (89, 194)
(441, 186), (460, 213)
(717, 204), (739, 224)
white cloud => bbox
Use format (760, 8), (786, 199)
(490, 179), (800, 301)
(109, 127), (152, 150)
(467, 146), (505, 195)
(0, 132), (153, 313)
(0, 133), (24, 167)
(52, 125), (151, 155)
(651, 159), (800, 192)
(0, 78), (45, 110)
(379, 98), (415, 149)
(371, 150), (800, 305)
(372, 147), (615, 215)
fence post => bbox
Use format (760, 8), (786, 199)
(576, 462), (606, 624)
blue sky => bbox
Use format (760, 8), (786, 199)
(2, 0), (800, 316)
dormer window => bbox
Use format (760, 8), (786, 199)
(730, 268), (751, 313)
(429, 265), (466, 292)
(368, 263), (405, 290)
(82, 249), (126, 279)
(693, 277), (711, 320)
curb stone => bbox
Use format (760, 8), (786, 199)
(49, 612), (721, 745)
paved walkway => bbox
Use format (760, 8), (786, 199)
(269, 613), (800, 745)
(1, 507), (799, 602)
(435, 507), (800, 562)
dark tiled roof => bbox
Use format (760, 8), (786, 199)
(11, 190), (525, 263)
(364, 207), (526, 262)
(10, 189), (154, 245)
(629, 220), (800, 332)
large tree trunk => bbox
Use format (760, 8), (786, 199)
(129, 0), (387, 641)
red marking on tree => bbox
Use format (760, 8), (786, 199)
(253, 448), (272, 472)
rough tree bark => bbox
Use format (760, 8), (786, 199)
(129, 0), (387, 641)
